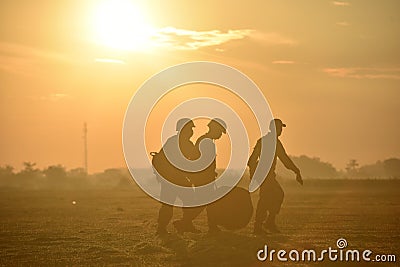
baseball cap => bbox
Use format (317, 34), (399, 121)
(208, 118), (227, 133)
(269, 118), (286, 130)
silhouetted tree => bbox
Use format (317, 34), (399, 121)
(16, 162), (43, 188)
(68, 167), (87, 178)
(0, 165), (14, 178)
(276, 155), (339, 179)
(296, 155), (338, 178)
(345, 159), (359, 177)
(22, 162), (37, 173)
(358, 161), (385, 178)
(92, 168), (125, 188)
(0, 165), (16, 187)
(43, 165), (67, 180)
(383, 158), (400, 178)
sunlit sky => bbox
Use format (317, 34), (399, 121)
(1, 0), (399, 172)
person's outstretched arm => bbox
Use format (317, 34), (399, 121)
(276, 140), (303, 185)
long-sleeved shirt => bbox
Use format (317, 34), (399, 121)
(191, 134), (217, 186)
(248, 133), (299, 177)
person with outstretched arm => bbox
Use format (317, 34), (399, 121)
(248, 118), (303, 236)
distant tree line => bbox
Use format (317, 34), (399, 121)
(277, 156), (400, 179)
(0, 156), (399, 189)
(344, 158), (400, 179)
(0, 162), (132, 189)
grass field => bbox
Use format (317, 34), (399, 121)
(1, 179), (399, 266)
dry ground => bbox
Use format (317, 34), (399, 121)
(1, 179), (399, 266)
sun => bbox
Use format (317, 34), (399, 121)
(92, 0), (154, 51)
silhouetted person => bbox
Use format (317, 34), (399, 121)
(153, 118), (198, 236)
(248, 119), (303, 236)
(174, 118), (227, 234)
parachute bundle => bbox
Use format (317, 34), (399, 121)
(207, 186), (253, 230)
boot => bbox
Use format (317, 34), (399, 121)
(173, 219), (201, 234)
(156, 225), (169, 236)
(253, 221), (269, 236)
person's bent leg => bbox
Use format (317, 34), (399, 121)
(206, 204), (221, 234)
(175, 186), (202, 233)
(265, 179), (284, 233)
(254, 181), (270, 235)
(157, 204), (173, 235)
(157, 180), (176, 235)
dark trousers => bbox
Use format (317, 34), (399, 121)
(181, 180), (218, 228)
(254, 174), (284, 227)
(157, 179), (193, 229)
(181, 204), (218, 228)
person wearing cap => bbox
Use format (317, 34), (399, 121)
(193, 118), (227, 186)
(174, 118), (227, 234)
(248, 118), (303, 235)
(154, 118), (199, 236)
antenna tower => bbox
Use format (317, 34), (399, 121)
(83, 122), (88, 173)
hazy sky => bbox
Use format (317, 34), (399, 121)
(1, 0), (399, 172)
